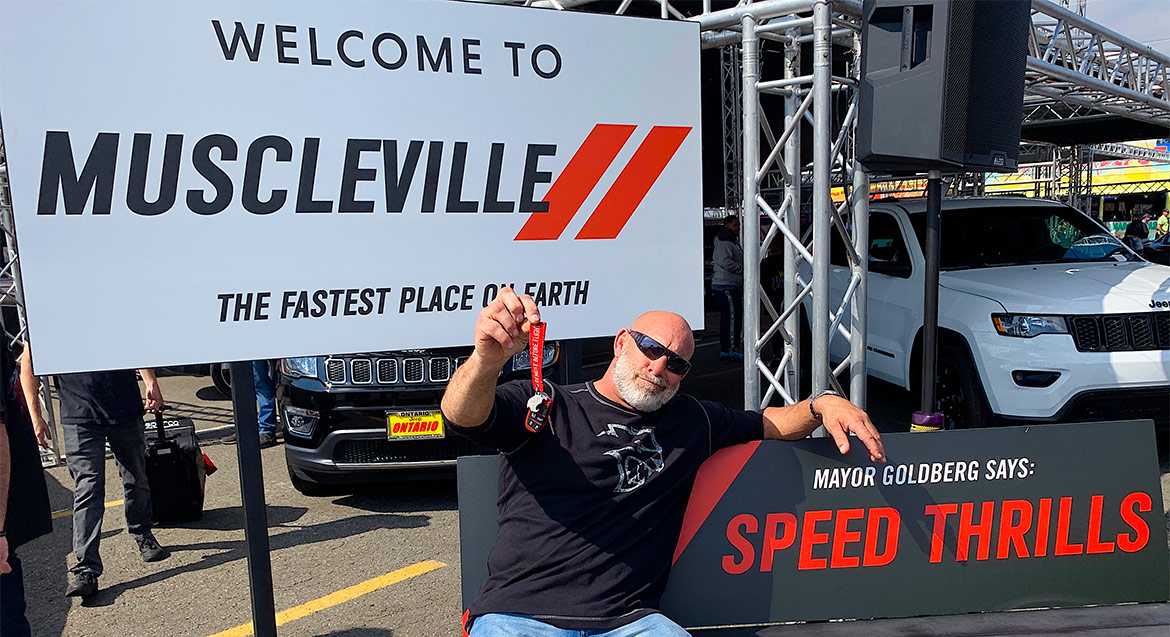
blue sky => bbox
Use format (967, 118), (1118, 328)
(1083, 0), (1170, 56)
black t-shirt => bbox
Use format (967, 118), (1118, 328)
(448, 380), (763, 630)
(1124, 219), (1148, 238)
(54, 371), (144, 425)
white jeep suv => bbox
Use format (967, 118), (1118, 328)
(825, 197), (1169, 430)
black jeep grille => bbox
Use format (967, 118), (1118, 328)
(351, 359), (373, 384)
(334, 437), (483, 463)
(1069, 312), (1170, 352)
(377, 359), (398, 383)
(322, 354), (459, 386)
(429, 358), (451, 382)
(404, 358), (425, 383)
(1062, 387), (1170, 428)
(325, 359), (346, 383)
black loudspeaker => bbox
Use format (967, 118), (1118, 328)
(857, 0), (1030, 173)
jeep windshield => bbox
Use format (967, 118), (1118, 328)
(907, 205), (1137, 269)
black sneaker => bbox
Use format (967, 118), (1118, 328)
(221, 432), (238, 444)
(65, 572), (98, 598)
(137, 535), (171, 562)
(258, 433), (280, 449)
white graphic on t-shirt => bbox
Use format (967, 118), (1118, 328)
(598, 424), (664, 493)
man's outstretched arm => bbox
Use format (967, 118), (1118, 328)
(762, 394), (886, 463)
(441, 287), (540, 429)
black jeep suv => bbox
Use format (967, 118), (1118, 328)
(278, 343), (560, 494)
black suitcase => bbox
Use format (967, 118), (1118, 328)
(144, 409), (206, 523)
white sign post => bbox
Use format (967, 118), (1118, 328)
(0, 0), (703, 375)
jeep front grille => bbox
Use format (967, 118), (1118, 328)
(404, 358), (424, 383)
(325, 358), (346, 384)
(351, 359), (373, 384)
(320, 354), (463, 386)
(377, 359), (398, 383)
(1069, 312), (1170, 352)
(429, 358), (451, 382)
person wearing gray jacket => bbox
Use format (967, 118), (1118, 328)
(712, 215), (744, 360)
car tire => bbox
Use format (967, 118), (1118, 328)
(287, 462), (330, 497)
(936, 343), (990, 429)
(210, 363), (232, 397)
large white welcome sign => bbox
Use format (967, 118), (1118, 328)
(0, 0), (702, 374)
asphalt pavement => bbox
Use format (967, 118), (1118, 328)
(18, 326), (1170, 636)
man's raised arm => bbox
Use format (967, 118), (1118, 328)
(441, 287), (540, 429)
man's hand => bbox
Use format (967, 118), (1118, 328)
(32, 414), (51, 449)
(138, 368), (165, 412)
(815, 395), (885, 463)
(441, 287), (542, 430)
(0, 536), (9, 575)
(144, 382), (165, 412)
(473, 287), (541, 368)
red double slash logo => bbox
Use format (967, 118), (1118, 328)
(513, 124), (692, 241)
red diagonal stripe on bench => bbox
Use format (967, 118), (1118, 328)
(574, 125), (691, 240)
(672, 441), (761, 565)
(513, 124), (635, 241)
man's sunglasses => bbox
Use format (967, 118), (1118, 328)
(627, 329), (692, 376)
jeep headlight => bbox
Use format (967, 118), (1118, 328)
(511, 343), (559, 370)
(281, 357), (319, 379)
(991, 314), (1068, 338)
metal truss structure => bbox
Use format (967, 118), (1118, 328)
(0, 138), (63, 465)
(721, 46), (745, 211)
(486, 0), (875, 412)
(1026, 0), (1170, 127)
(711, 1), (870, 411)
(1089, 142), (1170, 164)
(989, 142), (1169, 207)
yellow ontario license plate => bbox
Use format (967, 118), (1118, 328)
(386, 410), (444, 441)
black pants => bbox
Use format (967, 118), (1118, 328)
(0, 549), (31, 637)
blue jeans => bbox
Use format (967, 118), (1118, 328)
(712, 285), (743, 354)
(253, 360), (277, 435)
(470, 613), (690, 636)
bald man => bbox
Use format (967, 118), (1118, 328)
(443, 288), (884, 636)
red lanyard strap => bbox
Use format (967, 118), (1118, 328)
(529, 321), (547, 394)
(525, 321), (552, 434)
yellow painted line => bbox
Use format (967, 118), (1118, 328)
(51, 499), (124, 519)
(207, 560), (446, 637)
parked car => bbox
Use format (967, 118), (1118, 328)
(157, 362), (232, 397)
(816, 197), (1170, 430)
(1143, 233), (1170, 266)
(279, 343), (561, 494)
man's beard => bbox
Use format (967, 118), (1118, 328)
(612, 348), (679, 412)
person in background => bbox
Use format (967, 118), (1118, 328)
(1156, 209), (1168, 239)
(20, 347), (170, 600)
(712, 214), (744, 360)
(1, 342), (52, 636)
(1123, 213), (1150, 253)
(222, 360), (279, 449)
